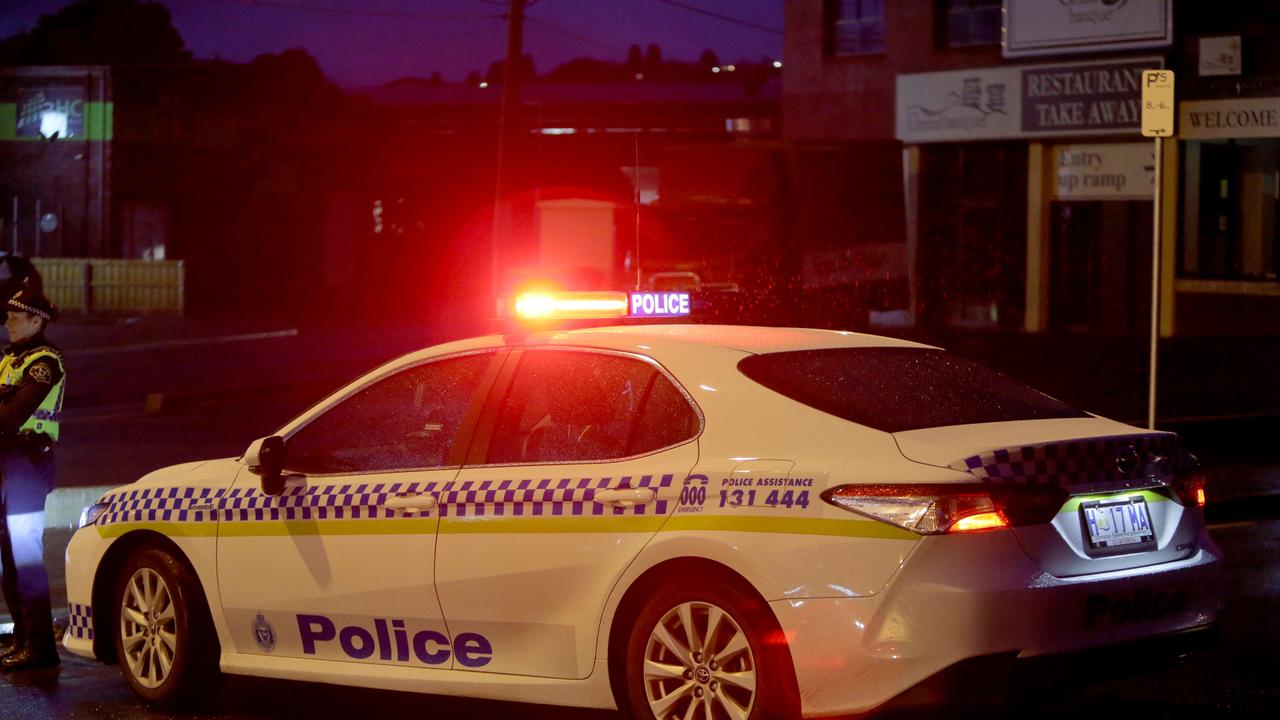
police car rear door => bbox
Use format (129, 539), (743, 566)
(436, 346), (701, 679)
(217, 350), (504, 671)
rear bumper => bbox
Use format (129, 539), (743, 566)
(877, 621), (1220, 712)
(772, 528), (1224, 717)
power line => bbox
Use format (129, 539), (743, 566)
(648, 0), (782, 35)
(203, 0), (497, 21)
(524, 15), (617, 53)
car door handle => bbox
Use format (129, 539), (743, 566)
(594, 488), (656, 506)
(382, 493), (438, 513)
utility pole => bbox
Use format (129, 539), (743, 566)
(491, 0), (526, 301)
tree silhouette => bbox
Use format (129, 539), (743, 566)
(245, 48), (338, 106)
(646, 44), (662, 67)
(0, 0), (190, 65)
(626, 44), (644, 72)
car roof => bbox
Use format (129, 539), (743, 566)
(279, 324), (938, 437)
(433, 324), (937, 357)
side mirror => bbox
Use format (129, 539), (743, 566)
(245, 435), (287, 496)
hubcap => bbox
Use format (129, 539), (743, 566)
(642, 601), (756, 720)
(120, 567), (178, 689)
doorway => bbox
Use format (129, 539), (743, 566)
(1048, 200), (1152, 335)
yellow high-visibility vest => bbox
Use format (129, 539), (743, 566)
(0, 346), (64, 441)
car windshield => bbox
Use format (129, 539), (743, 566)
(738, 347), (1088, 433)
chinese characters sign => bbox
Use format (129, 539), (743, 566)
(896, 67), (1020, 141)
(1198, 36), (1241, 77)
(896, 58), (1158, 143)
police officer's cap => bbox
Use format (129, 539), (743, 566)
(7, 287), (58, 322)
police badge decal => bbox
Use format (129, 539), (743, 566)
(30, 362), (52, 384)
(253, 612), (277, 653)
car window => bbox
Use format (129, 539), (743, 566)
(285, 353), (493, 474)
(738, 347), (1087, 433)
(486, 350), (697, 465)
(629, 370), (700, 455)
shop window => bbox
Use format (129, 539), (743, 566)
(121, 200), (171, 260)
(918, 144), (1027, 331)
(940, 0), (1001, 48)
(1182, 140), (1280, 281)
(830, 0), (885, 57)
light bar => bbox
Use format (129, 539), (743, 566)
(502, 290), (693, 322)
(509, 291), (630, 321)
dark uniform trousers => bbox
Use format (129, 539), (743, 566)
(0, 447), (56, 652)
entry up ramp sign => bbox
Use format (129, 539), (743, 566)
(1141, 70), (1175, 137)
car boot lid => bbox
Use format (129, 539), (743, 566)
(892, 417), (1181, 491)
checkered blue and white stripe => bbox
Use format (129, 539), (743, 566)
(67, 602), (93, 640)
(98, 486), (223, 526)
(96, 473), (678, 528)
(951, 433), (1182, 487)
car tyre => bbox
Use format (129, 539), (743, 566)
(624, 579), (798, 720)
(113, 547), (221, 707)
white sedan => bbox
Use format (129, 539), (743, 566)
(64, 308), (1222, 718)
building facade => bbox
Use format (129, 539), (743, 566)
(785, 0), (1280, 340)
(0, 66), (112, 258)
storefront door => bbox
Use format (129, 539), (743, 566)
(1048, 200), (1152, 335)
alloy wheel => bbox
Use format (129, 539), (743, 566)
(119, 567), (178, 689)
(642, 600), (757, 720)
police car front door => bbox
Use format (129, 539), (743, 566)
(436, 348), (702, 679)
(217, 351), (501, 672)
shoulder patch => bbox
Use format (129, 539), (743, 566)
(29, 361), (53, 384)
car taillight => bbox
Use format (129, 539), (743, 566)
(1170, 451), (1207, 509)
(822, 484), (1068, 535)
(1174, 471), (1207, 508)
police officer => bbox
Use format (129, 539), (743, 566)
(0, 287), (63, 671)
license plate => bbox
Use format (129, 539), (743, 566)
(1080, 496), (1156, 552)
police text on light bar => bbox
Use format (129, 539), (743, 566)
(629, 292), (690, 318)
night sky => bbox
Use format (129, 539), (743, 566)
(1, 0), (784, 88)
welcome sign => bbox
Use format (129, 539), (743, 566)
(1180, 98), (1280, 140)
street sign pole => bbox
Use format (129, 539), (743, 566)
(1141, 69), (1174, 431)
(1148, 135), (1162, 430)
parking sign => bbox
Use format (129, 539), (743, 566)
(1141, 70), (1175, 137)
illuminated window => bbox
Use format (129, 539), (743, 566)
(1182, 139), (1280, 281)
(942, 0), (1001, 48)
(830, 0), (885, 57)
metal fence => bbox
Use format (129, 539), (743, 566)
(31, 258), (185, 315)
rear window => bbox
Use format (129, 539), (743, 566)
(738, 347), (1087, 433)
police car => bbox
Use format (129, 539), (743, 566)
(63, 291), (1222, 717)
